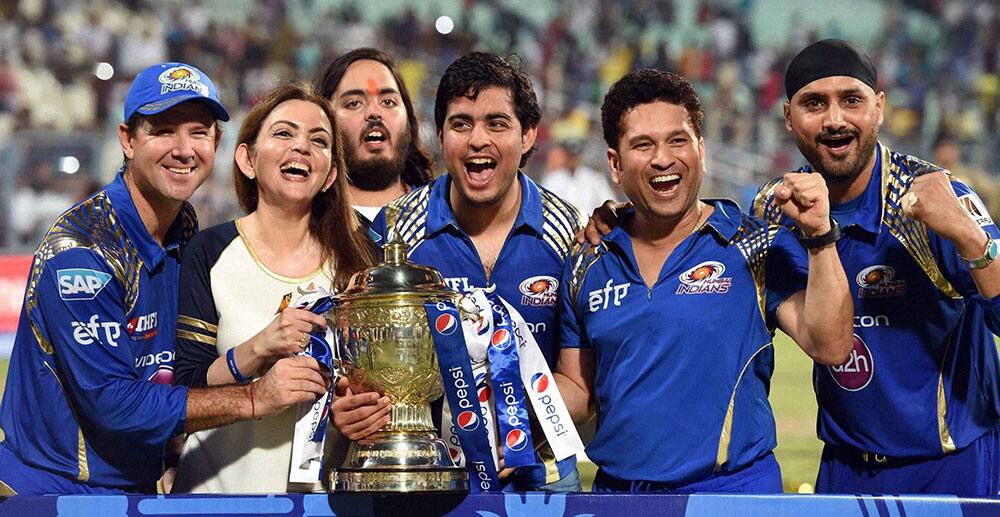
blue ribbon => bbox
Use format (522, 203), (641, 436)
(425, 300), (501, 493)
(302, 296), (336, 443)
(486, 297), (535, 468)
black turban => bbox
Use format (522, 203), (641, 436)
(785, 39), (877, 99)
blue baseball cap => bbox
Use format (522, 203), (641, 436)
(123, 62), (230, 122)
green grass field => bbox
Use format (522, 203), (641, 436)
(0, 333), (822, 492)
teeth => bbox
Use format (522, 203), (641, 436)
(468, 158), (495, 165)
(650, 174), (680, 184)
(367, 130), (383, 138)
(281, 162), (309, 174)
(167, 166), (192, 174)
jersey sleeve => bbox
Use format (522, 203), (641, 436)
(34, 248), (187, 444)
(558, 249), (588, 350)
(174, 230), (222, 388)
(763, 226), (810, 325)
(932, 179), (1000, 332)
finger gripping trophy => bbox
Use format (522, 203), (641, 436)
(329, 231), (467, 492)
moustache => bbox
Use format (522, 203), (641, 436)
(816, 129), (858, 144)
(360, 120), (390, 141)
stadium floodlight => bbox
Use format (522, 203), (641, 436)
(58, 156), (80, 174)
(94, 62), (114, 81)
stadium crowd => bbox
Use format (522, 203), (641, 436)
(0, 0), (997, 246)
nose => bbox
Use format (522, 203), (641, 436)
(468, 122), (489, 150)
(171, 133), (196, 162)
(650, 144), (675, 170)
(823, 103), (847, 131)
(364, 99), (383, 121)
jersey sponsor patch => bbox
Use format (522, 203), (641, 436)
(676, 261), (732, 294)
(126, 311), (158, 340)
(959, 193), (994, 227)
(58, 268), (112, 300)
(828, 334), (874, 391)
(587, 279), (630, 312)
(518, 275), (558, 307)
(71, 314), (122, 347)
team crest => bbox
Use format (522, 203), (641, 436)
(158, 66), (210, 96)
(677, 261), (731, 294)
(519, 275), (558, 307)
(855, 265), (906, 298)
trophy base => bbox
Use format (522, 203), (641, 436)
(332, 431), (468, 492)
(332, 467), (467, 492)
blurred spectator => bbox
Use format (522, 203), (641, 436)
(541, 139), (618, 215)
(933, 133), (1000, 218)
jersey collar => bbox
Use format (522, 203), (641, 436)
(106, 170), (195, 269)
(425, 172), (545, 237)
(603, 199), (744, 249)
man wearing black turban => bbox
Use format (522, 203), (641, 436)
(752, 39), (1000, 496)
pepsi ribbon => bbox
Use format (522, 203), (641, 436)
(486, 299), (536, 468)
(289, 288), (337, 483)
(426, 300), (501, 493)
(499, 298), (585, 461)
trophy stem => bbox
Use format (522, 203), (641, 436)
(334, 431), (466, 492)
(385, 402), (435, 432)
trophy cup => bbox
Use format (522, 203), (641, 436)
(328, 236), (467, 492)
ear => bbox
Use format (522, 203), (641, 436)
(607, 148), (622, 186)
(118, 123), (134, 161)
(322, 163), (338, 192)
(234, 143), (255, 179)
(783, 101), (793, 132)
(697, 137), (707, 175)
(520, 126), (538, 155)
(875, 90), (885, 127)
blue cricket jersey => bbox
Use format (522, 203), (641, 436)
(371, 172), (582, 488)
(753, 143), (1000, 457)
(0, 173), (192, 489)
(559, 200), (808, 484)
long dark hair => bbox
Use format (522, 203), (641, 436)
(315, 48), (433, 188)
(233, 82), (374, 290)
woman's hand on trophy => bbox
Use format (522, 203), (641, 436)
(250, 307), (328, 359)
(253, 356), (329, 418)
(332, 378), (392, 441)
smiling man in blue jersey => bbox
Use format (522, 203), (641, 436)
(0, 63), (329, 496)
(331, 52), (583, 491)
(554, 69), (853, 493)
(751, 39), (1000, 496)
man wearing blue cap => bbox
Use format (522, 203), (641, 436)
(752, 39), (1000, 495)
(0, 62), (330, 495)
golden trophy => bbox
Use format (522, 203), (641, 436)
(328, 237), (467, 492)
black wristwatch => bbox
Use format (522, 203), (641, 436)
(796, 218), (841, 249)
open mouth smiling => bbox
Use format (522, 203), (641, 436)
(280, 161), (310, 178)
(650, 173), (680, 193)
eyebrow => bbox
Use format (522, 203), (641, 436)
(268, 120), (331, 134)
(339, 88), (400, 98)
(798, 87), (867, 101)
(626, 128), (687, 144)
(446, 112), (513, 123)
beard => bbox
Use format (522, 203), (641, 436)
(797, 127), (878, 185)
(343, 125), (412, 192)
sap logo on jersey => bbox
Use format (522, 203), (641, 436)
(72, 314), (121, 347)
(58, 269), (112, 301)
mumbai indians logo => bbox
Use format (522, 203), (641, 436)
(435, 313), (458, 335)
(457, 410), (479, 431)
(530, 372), (550, 393)
(506, 429), (528, 451)
(519, 275), (558, 307)
(158, 66), (209, 96)
(677, 261), (731, 294)
(855, 265), (906, 298)
(491, 328), (512, 350)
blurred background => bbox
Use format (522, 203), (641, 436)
(0, 0), (996, 492)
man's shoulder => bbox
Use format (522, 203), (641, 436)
(381, 180), (437, 249)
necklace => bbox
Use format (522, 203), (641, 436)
(691, 202), (707, 234)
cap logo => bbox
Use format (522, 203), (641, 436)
(158, 66), (209, 96)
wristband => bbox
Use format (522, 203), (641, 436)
(226, 347), (250, 384)
(796, 218), (840, 249)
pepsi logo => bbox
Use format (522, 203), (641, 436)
(449, 448), (462, 462)
(530, 372), (549, 393)
(856, 265), (895, 288)
(478, 384), (492, 403)
(491, 329), (512, 350)
(506, 429), (528, 451)
(435, 313), (458, 335)
(679, 261), (725, 284)
(457, 410), (479, 431)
